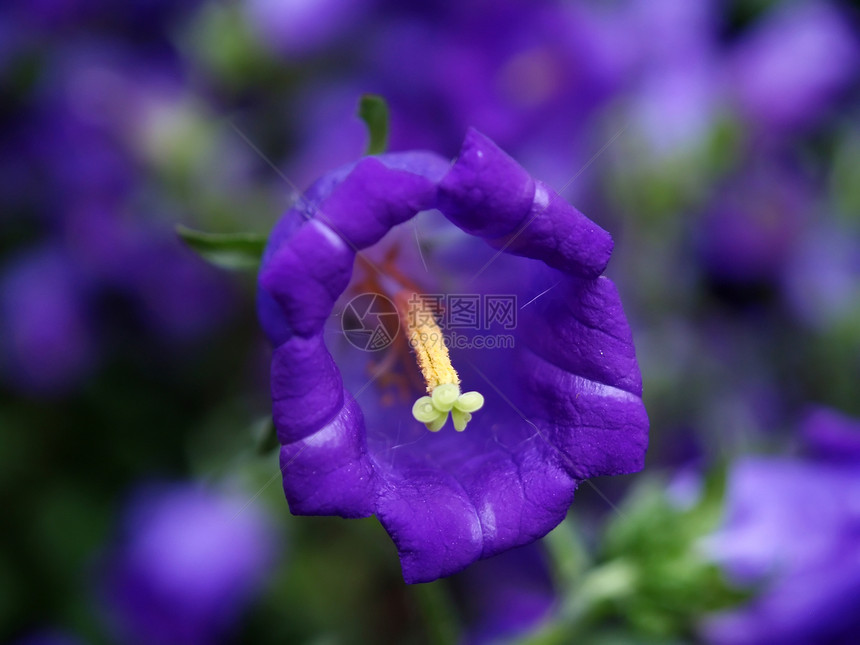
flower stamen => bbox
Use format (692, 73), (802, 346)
(398, 293), (485, 432)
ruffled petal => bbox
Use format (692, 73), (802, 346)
(373, 436), (576, 582)
(520, 351), (649, 479)
(271, 333), (343, 443)
(437, 128), (536, 238)
(439, 128), (613, 278)
(316, 157), (439, 249)
(377, 466), (484, 583)
(260, 219), (355, 337)
(259, 152), (450, 340)
(262, 151), (452, 524)
(455, 441), (577, 558)
(523, 276), (644, 396)
(279, 395), (378, 518)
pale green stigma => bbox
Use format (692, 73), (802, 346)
(425, 411), (449, 432)
(431, 383), (460, 411)
(411, 383), (486, 432)
(412, 396), (439, 423)
(451, 408), (471, 432)
(454, 391), (484, 413)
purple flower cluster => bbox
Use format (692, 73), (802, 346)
(2, 0), (858, 640)
(258, 128), (648, 582)
(0, 4), (233, 396)
(704, 407), (860, 644)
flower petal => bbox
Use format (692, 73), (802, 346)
(456, 441), (576, 558)
(438, 128), (536, 238)
(316, 157), (439, 249)
(271, 333), (344, 443)
(439, 128), (613, 278)
(520, 351), (649, 479)
(523, 276), (643, 396)
(376, 466), (484, 583)
(280, 395), (378, 518)
(260, 219), (355, 337)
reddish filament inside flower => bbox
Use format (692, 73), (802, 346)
(349, 250), (441, 404)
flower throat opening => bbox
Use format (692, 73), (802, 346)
(352, 254), (484, 432)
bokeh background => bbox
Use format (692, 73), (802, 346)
(2, 0), (859, 643)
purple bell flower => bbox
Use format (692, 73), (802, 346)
(101, 483), (278, 645)
(703, 453), (860, 644)
(258, 128), (648, 582)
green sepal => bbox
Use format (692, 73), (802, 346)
(176, 224), (267, 271)
(358, 94), (390, 156)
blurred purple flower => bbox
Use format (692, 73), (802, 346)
(4, 0), (203, 35)
(703, 457), (860, 644)
(245, 0), (372, 58)
(3, 0), (92, 31)
(617, 0), (723, 162)
(626, 0), (718, 69)
(276, 1), (641, 196)
(802, 406), (860, 463)
(630, 62), (720, 160)
(782, 222), (860, 328)
(121, 231), (235, 343)
(0, 13), (22, 75)
(697, 160), (813, 286)
(728, 1), (859, 133)
(454, 543), (556, 644)
(3, 45), (236, 347)
(18, 104), (134, 209)
(258, 128), (648, 582)
(102, 483), (278, 645)
(0, 246), (95, 395)
(283, 82), (370, 189)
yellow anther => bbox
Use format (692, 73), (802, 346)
(403, 296), (460, 393)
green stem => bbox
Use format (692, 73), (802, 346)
(410, 581), (460, 645)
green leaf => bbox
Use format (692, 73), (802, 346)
(357, 94), (390, 156)
(176, 224), (267, 271)
(252, 417), (280, 456)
